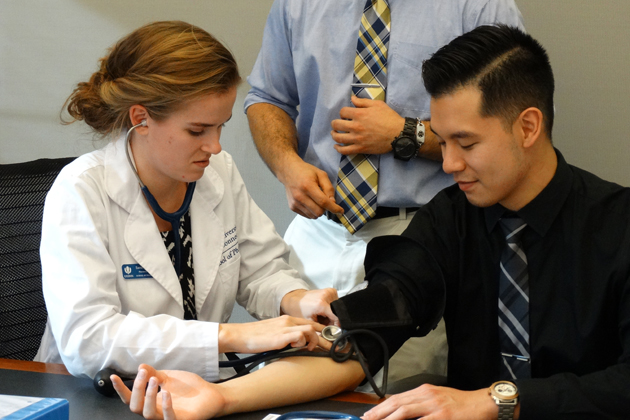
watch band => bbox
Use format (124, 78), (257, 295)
(497, 405), (515, 420)
(489, 381), (518, 420)
(415, 120), (425, 156)
(401, 117), (417, 138)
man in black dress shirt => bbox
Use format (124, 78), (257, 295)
(332, 25), (630, 419)
(115, 25), (629, 420)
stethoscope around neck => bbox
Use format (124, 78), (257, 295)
(125, 120), (196, 277)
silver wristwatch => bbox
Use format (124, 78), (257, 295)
(489, 381), (519, 420)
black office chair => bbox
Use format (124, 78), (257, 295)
(0, 157), (75, 360)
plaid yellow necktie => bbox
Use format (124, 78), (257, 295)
(335, 0), (390, 234)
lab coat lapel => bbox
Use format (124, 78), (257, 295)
(190, 164), (224, 311)
(104, 137), (183, 306)
(104, 136), (138, 211)
(125, 195), (183, 305)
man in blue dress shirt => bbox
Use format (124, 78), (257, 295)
(244, 0), (524, 384)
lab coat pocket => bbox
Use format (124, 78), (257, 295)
(218, 251), (241, 284)
(216, 253), (241, 321)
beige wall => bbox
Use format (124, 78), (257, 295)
(516, 0), (630, 187)
(1, 0), (629, 238)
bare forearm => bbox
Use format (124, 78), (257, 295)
(247, 103), (342, 217)
(219, 357), (365, 416)
(247, 103), (301, 182)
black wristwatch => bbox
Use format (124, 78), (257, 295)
(391, 117), (425, 161)
(489, 381), (519, 420)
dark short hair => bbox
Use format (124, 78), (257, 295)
(422, 25), (554, 138)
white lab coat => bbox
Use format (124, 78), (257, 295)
(35, 137), (309, 381)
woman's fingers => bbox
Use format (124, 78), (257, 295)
(162, 390), (177, 420)
(128, 368), (149, 413)
(113, 365), (182, 420)
(281, 323), (332, 351)
(111, 374), (132, 404)
(273, 319), (324, 350)
(222, 315), (328, 354)
(139, 364), (167, 382)
(142, 377), (163, 419)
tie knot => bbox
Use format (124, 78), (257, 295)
(499, 217), (527, 242)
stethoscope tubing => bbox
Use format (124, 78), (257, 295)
(276, 411), (362, 420)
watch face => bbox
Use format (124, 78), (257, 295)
(494, 382), (517, 397)
(393, 136), (417, 160)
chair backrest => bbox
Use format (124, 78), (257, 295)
(0, 157), (75, 360)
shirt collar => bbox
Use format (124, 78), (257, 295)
(485, 148), (573, 237)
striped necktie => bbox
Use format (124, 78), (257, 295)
(498, 217), (531, 379)
(335, 0), (390, 234)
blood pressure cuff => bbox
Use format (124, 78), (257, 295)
(331, 235), (446, 376)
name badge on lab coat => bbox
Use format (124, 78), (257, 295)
(122, 264), (152, 280)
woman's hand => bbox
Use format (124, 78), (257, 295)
(112, 364), (224, 420)
(280, 288), (339, 325)
(218, 315), (331, 354)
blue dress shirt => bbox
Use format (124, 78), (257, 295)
(245, 0), (524, 207)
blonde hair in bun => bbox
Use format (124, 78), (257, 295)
(63, 20), (240, 136)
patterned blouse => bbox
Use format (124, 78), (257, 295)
(160, 210), (197, 320)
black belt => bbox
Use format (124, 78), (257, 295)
(326, 206), (419, 224)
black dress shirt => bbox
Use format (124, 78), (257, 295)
(331, 151), (630, 419)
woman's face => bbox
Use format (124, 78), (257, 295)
(134, 87), (237, 187)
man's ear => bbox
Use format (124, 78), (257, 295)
(516, 107), (543, 149)
(129, 105), (150, 134)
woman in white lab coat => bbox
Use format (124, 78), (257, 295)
(35, 21), (337, 381)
